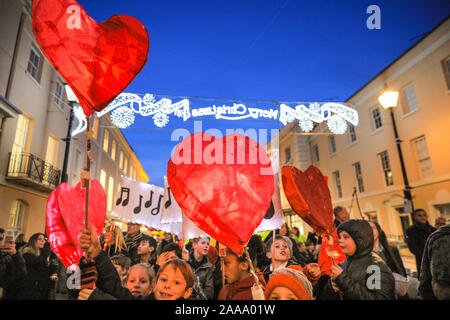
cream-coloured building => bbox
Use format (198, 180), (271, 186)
(274, 17), (450, 251)
(0, 0), (149, 239)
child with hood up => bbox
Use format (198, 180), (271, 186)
(328, 219), (395, 300)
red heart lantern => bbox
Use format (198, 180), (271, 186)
(317, 229), (346, 275)
(46, 181), (107, 270)
(281, 165), (334, 236)
(32, 0), (149, 116)
(167, 133), (274, 255)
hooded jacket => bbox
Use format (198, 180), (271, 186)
(419, 224), (450, 300)
(332, 220), (395, 300)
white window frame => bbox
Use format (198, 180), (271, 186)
(312, 144), (320, 163)
(348, 124), (357, 144)
(333, 170), (342, 199)
(328, 136), (336, 155)
(27, 46), (41, 82)
(402, 84), (419, 114)
(412, 135), (433, 179)
(353, 161), (364, 193)
(54, 80), (64, 108)
(370, 106), (383, 131)
(379, 150), (394, 186)
(442, 55), (450, 90)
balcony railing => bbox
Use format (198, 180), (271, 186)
(6, 152), (61, 192)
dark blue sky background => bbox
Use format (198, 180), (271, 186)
(78, 0), (450, 186)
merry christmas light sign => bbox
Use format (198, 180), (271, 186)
(72, 92), (359, 135)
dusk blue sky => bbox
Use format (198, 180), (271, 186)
(77, 0), (450, 187)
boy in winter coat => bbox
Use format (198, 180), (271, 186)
(329, 219), (395, 300)
(188, 237), (215, 300)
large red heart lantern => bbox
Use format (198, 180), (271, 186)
(46, 181), (107, 270)
(281, 165), (334, 236)
(167, 133), (274, 255)
(32, 0), (149, 117)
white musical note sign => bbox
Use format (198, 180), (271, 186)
(112, 177), (165, 229)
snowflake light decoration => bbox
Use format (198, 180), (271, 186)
(298, 118), (314, 132)
(153, 112), (169, 127)
(327, 114), (348, 134)
(110, 106), (135, 128)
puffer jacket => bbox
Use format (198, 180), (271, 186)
(188, 251), (214, 300)
(332, 220), (395, 300)
(419, 224), (450, 300)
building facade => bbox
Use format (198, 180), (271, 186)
(275, 18), (450, 249)
(0, 0), (149, 239)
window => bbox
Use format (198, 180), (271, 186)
(119, 151), (124, 169)
(370, 106), (383, 130)
(8, 200), (26, 231)
(365, 211), (378, 222)
(285, 147), (291, 163)
(9, 114), (31, 175)
(379, 151), (394, 186)
(353, 162), (364, 193)
(124, 157), (128, 175)
(72, 149), (82, 183)
(27, 46), (41, 82)
(55, 81), (64, 108)
(99, 169), (107, 190)
(130, 166), (134, 180)
(442, 56), (450, 90)
(402, 84), (419, 114)
(312, 144), (320, 163)
(107, 176), (114, 212)
(45, 135), (58, 166)
(333, 170), (342, 198)
(328, 136), (336, 154)
(111, 140), (116, 161)
(395, 207), (412, 237)
(413, 136), (433, 178)
(348, 125), (357, 143)
(92, 117), (99, 140)
(103, 130), (109, 153)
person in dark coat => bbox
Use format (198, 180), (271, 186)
(124, 222), (146, 265)
(405, 209), (436, 275)
(369, 221), (409, 299)
(419, 224), (450, 300)
(78, 225), (195, 300)
(188, 237), (214, 300)
(0, 230), (27, 300)
(19, 233), (58, 300)
(333, 206), (350, 229)
(327, 219), (395, 300)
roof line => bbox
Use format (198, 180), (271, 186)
(345, 15), (450, 102)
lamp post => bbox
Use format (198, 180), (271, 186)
(378, 89), (414, 214)
(61, 85), (78, 183)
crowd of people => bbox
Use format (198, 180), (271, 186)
(0, 207), (449, 300)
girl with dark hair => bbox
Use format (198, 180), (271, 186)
(368, 221), (409, 299)
(20, 233), (58, 299)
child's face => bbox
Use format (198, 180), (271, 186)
(193, 238), (209, 256)
(112, 262), (128, 278)
(268, 286), (298, 300)
(271, 239), (291, 262)
(126, 267), (152, 297)
(138, 240), (153, 255)
(338, 231), (357, 256)
(154, 265), (192, 300)
(222, 254), (246, 284)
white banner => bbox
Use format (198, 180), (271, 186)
(112, 177), (165, 229)
(255, 150), (285, 233)
(161, 176), (207, 239)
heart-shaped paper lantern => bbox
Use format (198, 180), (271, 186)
(281, 165), (334, 236)
(317, 229), (346, 275)
(46, 181), (107, 269)
(167, 133), (274, 255)
(32, 0), (149, 116)
(46, 186), (83, 271)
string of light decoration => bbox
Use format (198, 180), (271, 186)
(71, 92), (359, 136)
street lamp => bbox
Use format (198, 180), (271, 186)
(61, 85), (77, 183)
(378, 88), (415, 214)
